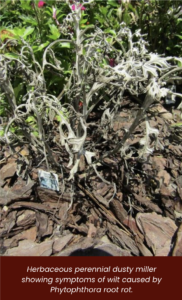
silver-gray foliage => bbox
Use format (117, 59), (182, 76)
(0, 1), (182, 187)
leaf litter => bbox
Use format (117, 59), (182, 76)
(0, 98), (182, 256)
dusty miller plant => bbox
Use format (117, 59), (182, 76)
(0, 0), (182, 196)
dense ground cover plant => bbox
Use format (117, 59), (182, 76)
(0, 0), (75, 103)
(1, 0), (182, 118)
(88, 0), (182, 57)
(1, 0), (182, 193)
(124, 0), (182, 57)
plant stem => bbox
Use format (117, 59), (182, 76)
(32, 0), (43, 43)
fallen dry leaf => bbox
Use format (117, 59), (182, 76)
(16, 210), (36, 227)
(0, 161), (17, 181)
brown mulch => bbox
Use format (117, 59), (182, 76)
(0, 97), (182, 256)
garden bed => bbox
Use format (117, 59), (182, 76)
(1, 95), (182, 256)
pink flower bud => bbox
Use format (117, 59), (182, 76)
(52, 7), (56, 19)
(80, 5), (86, 11)
(38, 1), (46, 8)
(71, 4), (86, 11)
(71, 4), (76, 10)
(79, 101), (83, 108)
(109, 58), (115, 67)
